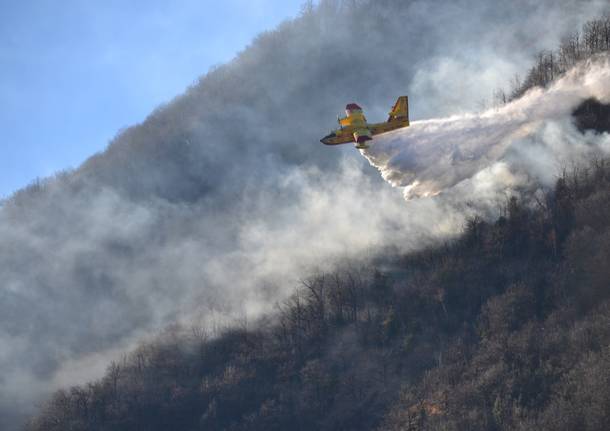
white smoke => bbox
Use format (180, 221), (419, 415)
(362, 56), (610, 200)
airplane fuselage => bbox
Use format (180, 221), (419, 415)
(320, 118), (409, 145)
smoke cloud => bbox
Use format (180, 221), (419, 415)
(1, 0), (608, 429)
(363, 57), (610, 199)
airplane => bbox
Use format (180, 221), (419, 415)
(320, 96), (410, 149)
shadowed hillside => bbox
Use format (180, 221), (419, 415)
(25, 157), (610, 431)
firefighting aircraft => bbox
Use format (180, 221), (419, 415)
(320, 96), (410, 149)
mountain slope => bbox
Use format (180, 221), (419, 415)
(2, 1), (609, 430)
(25, 156), (610, 431)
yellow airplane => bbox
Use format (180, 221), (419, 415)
(320, 96), (410, 149)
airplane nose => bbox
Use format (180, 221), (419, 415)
(320, 133), (335, 144)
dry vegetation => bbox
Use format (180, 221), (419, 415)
(26, 159), (610, 431)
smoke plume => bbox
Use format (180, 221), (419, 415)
(362, 57), (610, 199)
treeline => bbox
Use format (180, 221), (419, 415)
(495, 16), (610, 104)
(25, 156), (610, 430)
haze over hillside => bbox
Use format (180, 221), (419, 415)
(1, 1), (609, 430)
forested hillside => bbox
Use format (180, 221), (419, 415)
(26, 156), (610, 431)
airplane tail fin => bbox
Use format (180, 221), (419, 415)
(388, 96), (409, 123)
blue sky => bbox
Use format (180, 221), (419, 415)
(0, 0), (307, 198)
